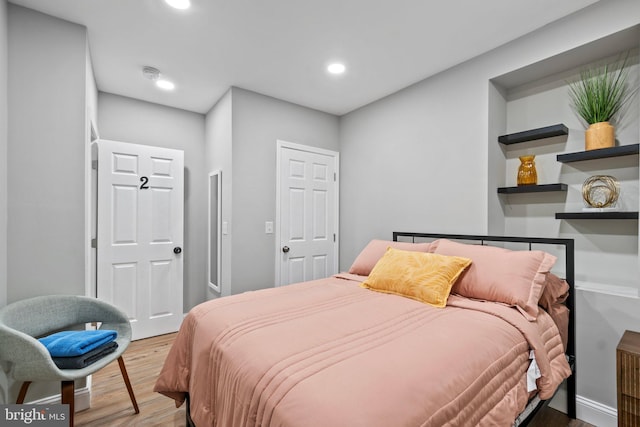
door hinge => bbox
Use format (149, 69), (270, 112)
(334, 172), (336, 181)
(92, 160), (98, 170)
(333, 233), (336, 242)
(91, 238), (97, 248)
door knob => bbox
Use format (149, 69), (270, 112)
(282, 246), (290, 253)
(173, 247), (182, 254)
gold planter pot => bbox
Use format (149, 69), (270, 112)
(585, 122), (615, 151)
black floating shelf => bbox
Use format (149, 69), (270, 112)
(557, 144), (639, 163)
(555, 211), (639, 220)
(498, 124), (568, 145)
(497, 183), (568, 194)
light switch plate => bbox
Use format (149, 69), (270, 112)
(265, 221), (274, 234)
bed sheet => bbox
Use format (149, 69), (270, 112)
(154, 274), (570, 427)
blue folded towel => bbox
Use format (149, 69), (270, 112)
(38, 330), (118, 357)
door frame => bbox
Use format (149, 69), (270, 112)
(275, 140), (340, 286)
(86, 113), (99, 299)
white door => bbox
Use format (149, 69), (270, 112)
(277, 141), (339, 286)
(96, 140), (184, 340)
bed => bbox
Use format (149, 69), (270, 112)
(154, 232), (576, 426)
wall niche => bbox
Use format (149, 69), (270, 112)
(488, 25), (640, 295)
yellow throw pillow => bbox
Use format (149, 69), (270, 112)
(361, 247), (472, 307)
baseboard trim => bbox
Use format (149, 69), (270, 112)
(27, 386), (91, 413)
(576, 395), (617, 427)
(547, 389), (616, 427)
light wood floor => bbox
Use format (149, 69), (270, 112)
(75, 332), (594, 427)
(75, 333), (185, 426)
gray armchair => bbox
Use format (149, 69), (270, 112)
(0, 295), (139, 426)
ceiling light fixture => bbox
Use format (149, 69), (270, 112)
(142, 66), (160, 81)
(164, 0), (191, 10)
(156, 79), (176, 91)
(327, 63), (346, 75)
(142, 66), (175, 91)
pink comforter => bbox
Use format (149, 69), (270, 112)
(154, 274), (571, 427)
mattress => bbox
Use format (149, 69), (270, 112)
(154, 273), (571, 427)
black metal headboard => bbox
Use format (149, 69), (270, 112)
(393, 232), (576, 419)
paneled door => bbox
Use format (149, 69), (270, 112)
(277, 141), (339, 286)
(96, 140), (184, 340)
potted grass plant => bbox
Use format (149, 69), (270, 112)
(568, 55), (637, 151)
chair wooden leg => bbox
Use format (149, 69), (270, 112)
(61, 380), (74, 427)
(16, 381), (31, 404)
(117, 356), (140, 414)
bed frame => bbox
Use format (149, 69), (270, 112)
(393, 232), (576, 422)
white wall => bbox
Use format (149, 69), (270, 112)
(226, 87), (340, 295)
(97, 93), (207, 312)
(0, 0), (7, 309)
(7, 5), (87, 302)
(339, 0), (640, 423)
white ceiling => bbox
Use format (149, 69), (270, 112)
(8, 0), (600, 116)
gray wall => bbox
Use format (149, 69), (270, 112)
(0, 0), (7, 308)
(5, 4), (90, 405)
(7, 5), (87, 303)
(204, 89), (232, 297)
(3, 0), (639, 422)
(497, 55), (639, 289)
(339, 64), (489, 268)
(228, 87), (340, 294)
(0, 3), (8, 407)
(341, 0), (640, 268)
(97, 93), (207, 312)
(490, 43), (640, 424)
(204, 87), (340, 297)
(339, 0), (640, 423)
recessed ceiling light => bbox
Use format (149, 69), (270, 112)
(156, 79), (175, 91)
(164, 0), (191, 10)
(327, 63), (346, 75)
